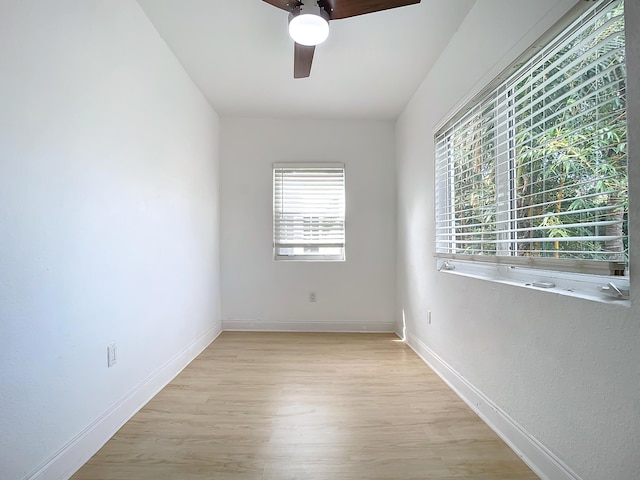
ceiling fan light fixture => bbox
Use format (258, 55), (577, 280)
(288, 5), (330, 46)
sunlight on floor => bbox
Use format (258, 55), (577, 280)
(392, 309), (407, 343)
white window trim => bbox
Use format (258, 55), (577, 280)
(436, 257), (630, 305)
(273, 162), (346, 262)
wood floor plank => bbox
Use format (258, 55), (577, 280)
(71, 332), (538, 480)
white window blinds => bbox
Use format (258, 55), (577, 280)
(273, 164), (345, 260)
(435, 0), (627, 276)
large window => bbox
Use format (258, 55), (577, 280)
(273, 164), (346, 261)
(435, 0), (628, 283)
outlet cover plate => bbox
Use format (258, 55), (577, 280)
(107, 344), (117, 367)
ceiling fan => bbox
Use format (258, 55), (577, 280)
(263, 0), (421, 78)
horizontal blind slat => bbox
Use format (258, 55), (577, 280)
(434, 0), (627, 273)
(273, 165), (346, 258)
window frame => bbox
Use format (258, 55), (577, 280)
(433, 0), (629, 301)
(273, 162), (346, 262)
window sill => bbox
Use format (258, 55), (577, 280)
(437, 260), (630, 306)
(274, 258), (346, 262)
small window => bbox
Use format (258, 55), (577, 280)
(273, 163), (345, 261)
(435, 0), (628, 285)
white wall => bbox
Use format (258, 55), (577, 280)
(396, 1), (640, 479)
(220, 118), (396, 332)
(0, 1), (221, 479)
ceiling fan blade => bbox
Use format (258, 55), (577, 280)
(319, 0), (420, 20)
(262, 0), (301, 12)
(294, 43), (315, 78)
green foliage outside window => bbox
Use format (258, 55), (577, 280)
(448, 1), (627, 265)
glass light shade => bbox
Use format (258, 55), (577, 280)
(288, 6), (329, 46)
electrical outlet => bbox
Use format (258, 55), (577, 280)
(309, 291), (317, 302)
(427, 310), (432, 324)
(107, 343), (117, 368)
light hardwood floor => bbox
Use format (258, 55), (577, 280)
(71, 332), (538, 480)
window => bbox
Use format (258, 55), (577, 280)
(273, 163), (345, 261)
(435, 0), (628, 287)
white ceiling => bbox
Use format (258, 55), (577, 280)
(136, 0), (476, 119)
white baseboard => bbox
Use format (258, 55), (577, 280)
(27, 323), (573, 480)
(405, 331), (582, 480)
(223, 319), (396, 333)
(26, 321), (223, 480)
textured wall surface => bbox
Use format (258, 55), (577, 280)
(220, 117), (396, 331)
(395, 1), (640, 479)
(0, 1), (221, 478)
